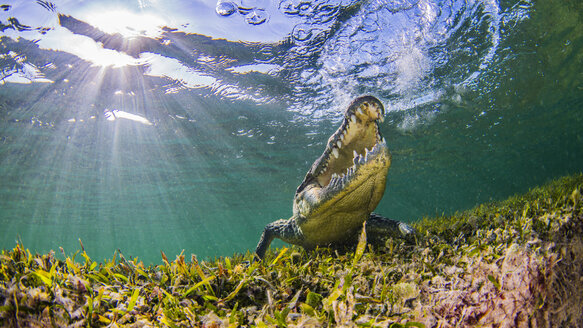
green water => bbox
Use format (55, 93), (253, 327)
(0, 0), (582, 263)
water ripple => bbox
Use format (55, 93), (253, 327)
(0, 0), (517, 126)
(274, 0), (504, 123)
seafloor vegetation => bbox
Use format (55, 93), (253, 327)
(1, 174), (582, 327)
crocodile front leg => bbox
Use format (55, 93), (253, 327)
(365, 213), (416, 244)
(254, 217), (304, 260)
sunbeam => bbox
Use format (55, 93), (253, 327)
(81, 8), (166, 39)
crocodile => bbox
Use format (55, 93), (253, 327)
(254, 95), (414, 260)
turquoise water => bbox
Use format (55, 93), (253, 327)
(0, 0), (581, 264)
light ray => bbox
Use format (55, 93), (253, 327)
(81, 9), (167, 38)
(36, 26), (139, 68)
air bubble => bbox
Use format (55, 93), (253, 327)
(279, 0), (298, 15)
(292, 24), (313, 42)
(216, 0), (237, 16)
(245, 8), (269, 25)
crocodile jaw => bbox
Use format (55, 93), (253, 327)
(292, 96), (391, 246)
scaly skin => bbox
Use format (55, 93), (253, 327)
(255, 96), (414, 260)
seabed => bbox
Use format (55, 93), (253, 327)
(1, 174), (582, 327)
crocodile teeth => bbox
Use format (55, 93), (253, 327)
(351, 114), (357, 124)
(319, 161), (329, 175)
(352, 150), (358, 159)
(340, 133), (345, 142)
(337, 140), (342, 148)
(357, 107), (364, 115)
(329, 173), (343, 189)
(332, 148), (339, 159)
(347, 167), (354, 177)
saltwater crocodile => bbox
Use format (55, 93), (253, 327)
(255, 95), (414, 259)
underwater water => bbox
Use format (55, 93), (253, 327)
(0, 0), (581, 264)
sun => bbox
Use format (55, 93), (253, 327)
(83, 9), (166, 39)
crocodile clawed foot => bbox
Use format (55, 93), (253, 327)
(398, 221), (416, 236)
